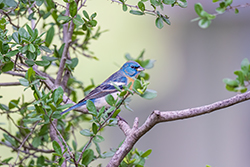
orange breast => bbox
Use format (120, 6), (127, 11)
(127, 76), (135, 90)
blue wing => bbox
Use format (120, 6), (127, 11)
(61, 72), (127, 115)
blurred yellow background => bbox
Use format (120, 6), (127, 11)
(1, 0), (250, 166)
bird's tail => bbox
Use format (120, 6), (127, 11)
(60, 101), (87, 115)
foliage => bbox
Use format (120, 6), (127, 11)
(0, 0), (247, 166)
(193, 0), (238, 28)
(223, 58), (250, 93)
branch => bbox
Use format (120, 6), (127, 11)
(0, 82), (21, 86)
(108, 91), (250, 166)
(55, 2), (76, 87)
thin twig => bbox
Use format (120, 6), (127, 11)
(14, 121), (40, 165)
(0, 82), (21, 86)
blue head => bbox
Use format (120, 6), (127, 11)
(121, 61), (145, 78)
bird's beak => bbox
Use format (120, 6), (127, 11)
(137, 66), (145, 72)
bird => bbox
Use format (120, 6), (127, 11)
(60, 61), (145, 115)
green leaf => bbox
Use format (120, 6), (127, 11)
(138, 1), (145, 12)
(89, 20), (97, 27)
(129, 10), (144, 15)
(81, 149), (94, 165)
(216, 7), (225, 14)
(83, 10), (90, 20)
(225, 0), (233, 6)
(2, 157), (13, 164)
(198, 18), (211, 29)
(80, 129), (93, 137)
(25, 59), (35, 66)
(69, 1), (77, 17)
(26, 24), (33, 36)
(32, 136), (41, 148)
(12, 32), (19, 43)
(235, 8), (239, 14)
(3, 133), (17, 147)
(35, 60), (50, 66)
(73, 16), (85, 26)
(86, 100), (97, 116)
(234, 70), (245, 85)
(8, 99), (19, 109)
(18, 27), (29, 39)
(1, 61), (14, 72)
(93, 135), (104, 143)
(57, 103), (73, 110)
(141, 149), (152, 157)
(194, 3), (203, 17)
(140, 89), (157, 99)
(57, 16), (71, 24)
(45, 26), (54, 47)
(155, 17), (164, 29)
(162, 0), (175, 5)
(19, 78), (29, 86)
(39, 45), (52, 53)
(92, 122), (98, 134)
(52, 86), (64, 104)
(28, 44), (36, 53)
(162, 16), (171, 25)
(26, 67), (35, 81)
(177, 0), (187, 8)
(223, 78), (238, 87)
(5, 50), (18, 57)
(122, 4), (127, 11)
(52, 140), (62, 156)
(105, 94), (115, 106)
(31, 29), (38, 42)
(241, 58), (249, 74)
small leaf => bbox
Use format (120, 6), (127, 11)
(235, 8), (239, 14)
(19, 78), (29, 86)
(122, 4), (127, 11)
(69, 1), (77, 17)
(52, 140), (62, 156)
(39, 45), (52, 53)
(241, 58), (249, 73)
(45, 26), (54, 47)
(194, 3), (203, 17)
(32, 136), (41, 148)
(5, 50), (18, 57)
(162, 0), (175, 5)
(93, 135), (104, 143)
(177, 0), (187, 8)
(129, 10), (144, 15)
(216, 7), (225, 14)
(92, 122), (98, 134)
(52, 86), (64, 104)
(86, 100), (97, 116)
(57, 16), (71, 24)
(141, 149), (152, 157)
(140, 89), (157, 99)
(138, 1), (145, 12)
(2, 61), (14, 72)
(80, 129), (93, 137)
(73, 16), (85, 26)
(35, 60), (50, 66)
(81, 149), (94, 165)
(198, 18), (211, 29)
(223, 78), (238, 87)
(28, 44), (36, 53)
(83, 10), (90, 20)
(155, 17), (164, 29)
(162, 16), (171, 25)
(105, 94), (115, 106)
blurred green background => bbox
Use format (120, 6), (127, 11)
(1, 0), (250, 166)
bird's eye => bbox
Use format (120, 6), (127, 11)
(131, 65), (135, 69)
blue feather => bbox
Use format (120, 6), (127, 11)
(60, 100), (87, 115)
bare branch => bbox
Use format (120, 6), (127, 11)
(108, 91), (250, 166)
(0, 82), (21, 87)
(14, 121), (39, 165)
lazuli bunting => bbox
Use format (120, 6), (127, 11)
(61, 61), (144, 115)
